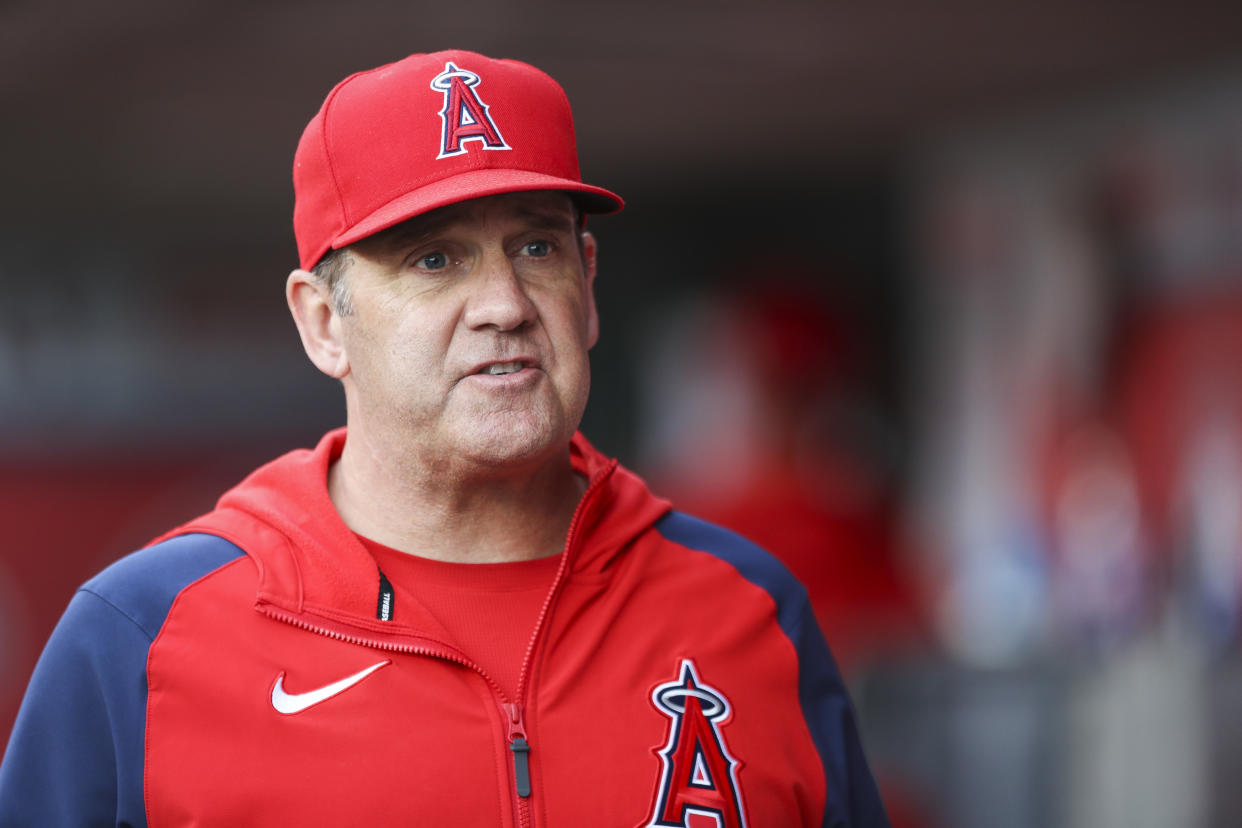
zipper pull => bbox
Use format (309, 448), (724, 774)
(504, 703), (531, 798)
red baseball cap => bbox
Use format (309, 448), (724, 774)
(292, 50), (624, 270)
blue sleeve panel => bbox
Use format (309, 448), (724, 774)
(655, 511), (891, 828)
(0, 534), (245, 828)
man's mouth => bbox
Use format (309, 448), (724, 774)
(480, 361), (525, 376)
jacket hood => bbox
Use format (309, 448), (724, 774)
(167, 429), (670, 625)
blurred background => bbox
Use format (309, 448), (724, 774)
(3, 2), (1242, 825)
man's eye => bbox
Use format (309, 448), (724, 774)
(522, 240), (551, 257)
(416, 251), (449, 270)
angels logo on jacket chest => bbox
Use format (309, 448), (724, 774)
(645, 659), (748, 828)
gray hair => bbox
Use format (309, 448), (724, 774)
(311, 248), (354, 315)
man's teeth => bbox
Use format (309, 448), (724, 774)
(484, 362), (523, 375)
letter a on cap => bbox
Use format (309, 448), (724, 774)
(431, 61), (511, 159)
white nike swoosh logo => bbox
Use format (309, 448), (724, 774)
(270, 660), (390, 715)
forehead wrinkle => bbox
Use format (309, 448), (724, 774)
(358, 192), (575, 259)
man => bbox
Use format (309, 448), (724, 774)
(0, 50), (888, 827)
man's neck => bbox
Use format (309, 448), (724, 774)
(327, 431), (586, 564)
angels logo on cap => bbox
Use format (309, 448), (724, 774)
(291, 49), (623, 271)
(431, 62), (510, 159)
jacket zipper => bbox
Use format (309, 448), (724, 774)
(258, 461), (617, 828)
(258, 603), (498, 677)
(503, 465), (614, 828)
(505, 702), (531, 797)
(259, 602), (533, 814)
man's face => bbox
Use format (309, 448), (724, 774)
(335, 191), (598, 470)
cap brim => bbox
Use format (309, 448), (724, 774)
(331, 169), (623, 252)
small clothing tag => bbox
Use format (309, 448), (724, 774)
(377, 570), (395, 621)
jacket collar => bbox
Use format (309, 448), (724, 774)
(167, 428), (670, 625)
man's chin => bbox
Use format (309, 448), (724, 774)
(451, 418), (573, 472)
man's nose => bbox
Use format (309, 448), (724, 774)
(462, 253), (537, 332)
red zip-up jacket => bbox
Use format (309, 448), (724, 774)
(0, 430), (888, 827)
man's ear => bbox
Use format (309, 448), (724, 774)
(286, 269), (349, 378)
(581, 231), (600, 349)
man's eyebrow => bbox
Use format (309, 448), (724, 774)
(506, 202), (577, 232)
(368, 202), (575, 253)
(366, 199), (488, 252)
(371, 213), (459, 251)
